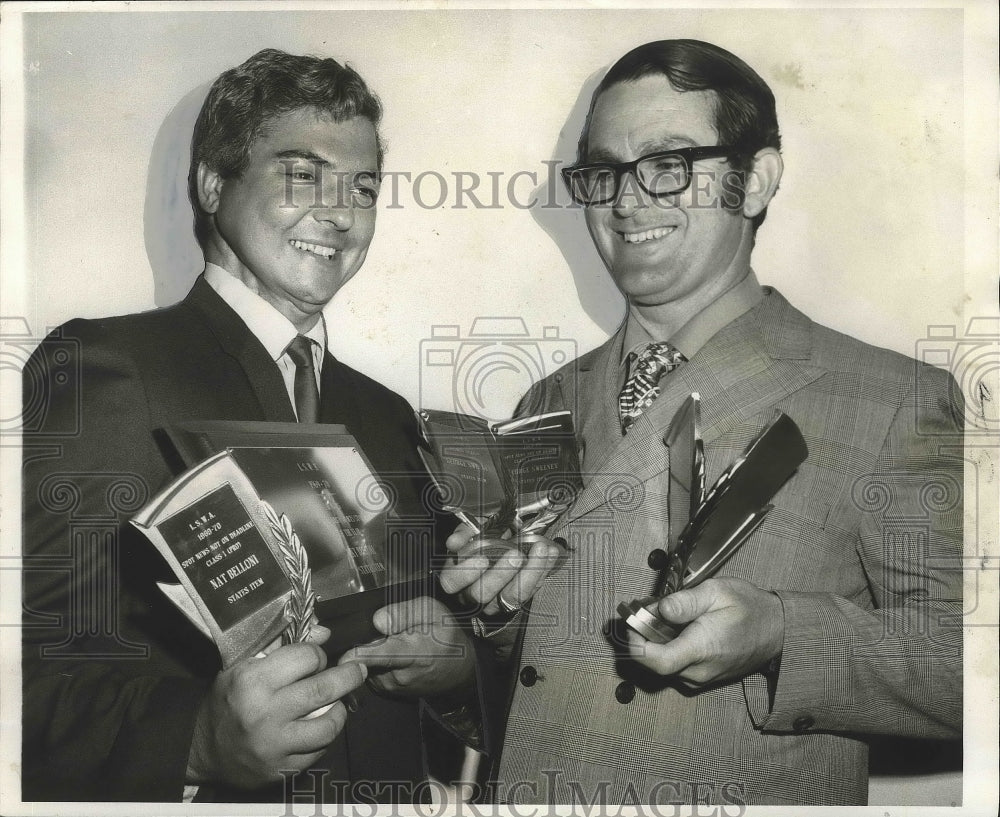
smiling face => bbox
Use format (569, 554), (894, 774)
(584, 75), (755, 314)
(199, 107), (379, 331)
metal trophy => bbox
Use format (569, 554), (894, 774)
(417, 409), (582, 567)
(618, 394), (808, 643)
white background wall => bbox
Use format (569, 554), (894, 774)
(8, 4), (994, 415)
(2, 2), (997, 811)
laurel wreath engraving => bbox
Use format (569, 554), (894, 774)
(261, 500), (316, 645)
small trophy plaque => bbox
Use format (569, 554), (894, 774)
(416, 409), (582, 565)
(141, 421), (433, 659)
(133, 451), (316, 667)
(619, 394), (808, 643)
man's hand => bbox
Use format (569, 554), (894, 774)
(626, 577), (784, 688)
(258, 621), (331, 655)
(186, 643), (366, 789)
(338, 596), (475, 699)
(438, 523), (564, 616)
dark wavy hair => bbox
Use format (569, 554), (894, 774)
(188, 48), (384, 248)
(578, 39), (781, 231)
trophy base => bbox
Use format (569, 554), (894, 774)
(617, 596), (682, 644)
(456, 533), (558, 568)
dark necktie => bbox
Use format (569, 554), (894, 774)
(285, 335), (319, 423)
(618, 341), (686, 432)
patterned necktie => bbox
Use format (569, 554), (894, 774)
(618, 341), (686, 431)
(285, 335), (319, 423)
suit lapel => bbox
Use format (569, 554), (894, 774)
(670, 289), (825, 448)
(561, 326), (675, 525)
(185, 276), (297, 422)
(571, 328), (626, 476)
(560, 289), (825, 527)
(318, 351), (348, 424)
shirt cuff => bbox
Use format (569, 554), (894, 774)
(471, 608), (524, 639)
(423, 680), (484, 752)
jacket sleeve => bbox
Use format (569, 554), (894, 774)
(746, 362), (964, 738)
(21, 320), (207, 801)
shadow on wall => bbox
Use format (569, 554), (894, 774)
(147, 70), (626, 326)
(528, 67), (624, 336)
(144, 82), (211, 308)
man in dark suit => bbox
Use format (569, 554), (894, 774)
(22, 48), (475, 803)
(441, 39), (964, 805)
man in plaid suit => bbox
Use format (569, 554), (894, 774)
(441, 39), (963, 805)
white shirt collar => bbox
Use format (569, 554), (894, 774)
(620, 268), (764, 367)
(203, 263), (327, 361)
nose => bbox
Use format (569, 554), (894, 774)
(313, 198), (355, 231)
(310, 173), (359, 230)
(610, 169), (652, 218)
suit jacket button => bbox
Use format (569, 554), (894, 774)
(615, 681), (635, 704)
(647, 549), (669, 570)
(792, 715), (815, 732)
(520, 666), (539, 687)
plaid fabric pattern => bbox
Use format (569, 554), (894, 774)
(493, 288), (964, 806)
(618, 342), (685, 431)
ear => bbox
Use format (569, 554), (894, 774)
(196, 162), (224, 214)
(742, 148), (783, 220)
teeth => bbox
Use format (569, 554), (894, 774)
(290, 239), (337, 259)
(621, 227), (674, 244)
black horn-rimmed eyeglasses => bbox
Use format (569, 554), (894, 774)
(561, 146), (736, 206)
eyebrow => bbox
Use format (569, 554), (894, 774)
(274, 149), (331, 165)
(585, 135), (701, 164)
(272, 149), (378, 178)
